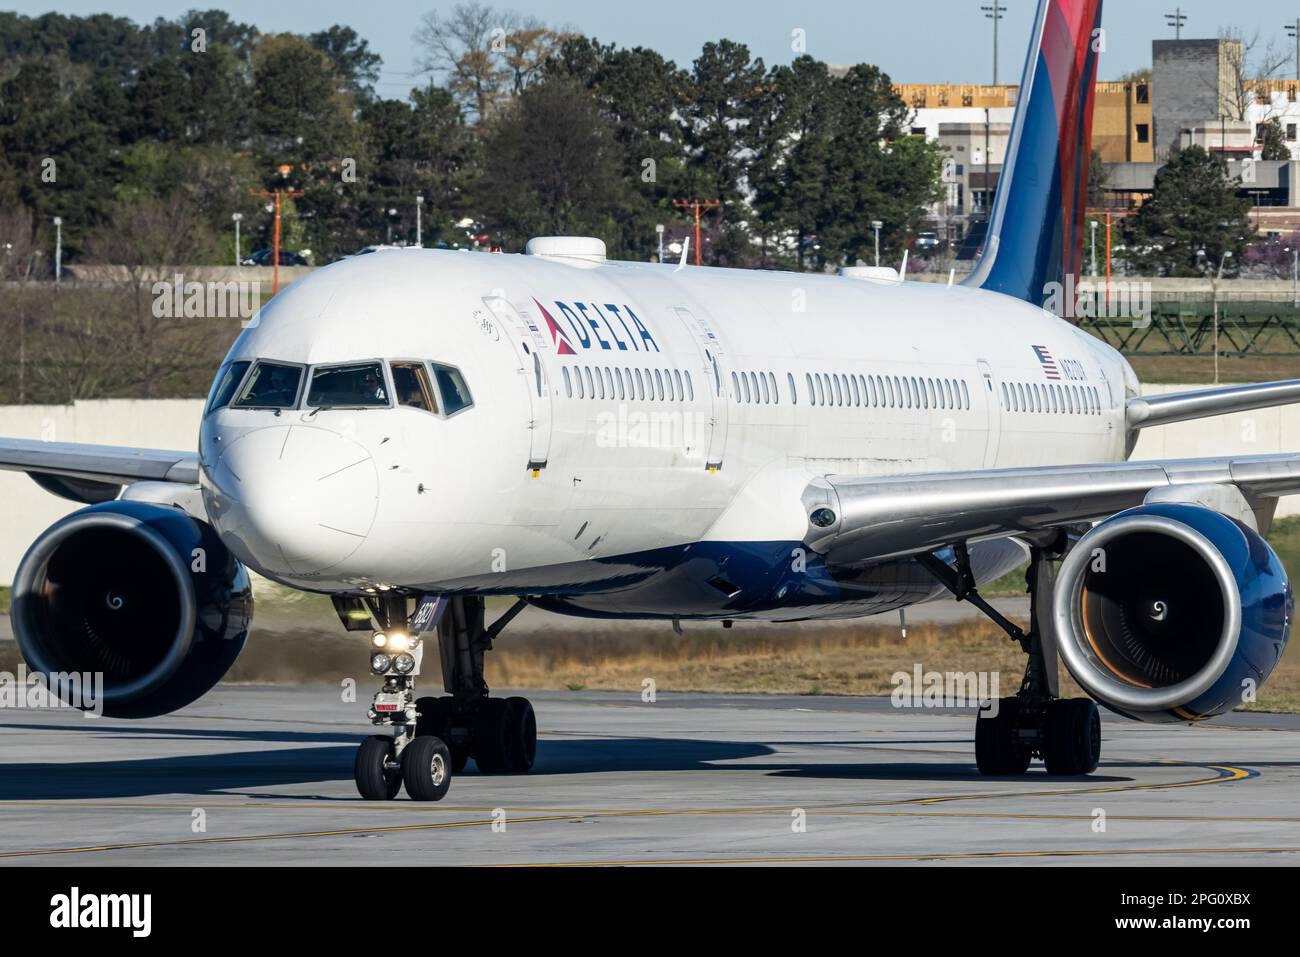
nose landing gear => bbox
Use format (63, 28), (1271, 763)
(345, 593), (536, 800)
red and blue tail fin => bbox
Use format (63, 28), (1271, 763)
(964, 0), (1103, 307)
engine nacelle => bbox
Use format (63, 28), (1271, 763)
(1053, 503), (1291, 722)
(11, 500), (253, 718)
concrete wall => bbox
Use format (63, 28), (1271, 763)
(0, 399), (203, 583)
(0, 392), (1297, 584)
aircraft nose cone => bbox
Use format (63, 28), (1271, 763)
(207, 426), (378, 576)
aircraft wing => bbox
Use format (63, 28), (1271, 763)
(804, 453), (1300, 565)
(0, 438), (199, 502)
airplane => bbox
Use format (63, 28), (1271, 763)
(1, 0), (1296, 801)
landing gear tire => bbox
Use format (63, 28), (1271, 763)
(975, 697), (1031, 776)
(1042, 698), (1101, 776)
(505, 696), (537, 772)
(355, 734), (402, 800)
(416, 695), (470, 772)
(402, 734), (453, 801)
(473, 697), (512, 773)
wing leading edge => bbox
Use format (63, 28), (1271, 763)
(0, 437), (199, 488)
(804, 454), (1300, 566)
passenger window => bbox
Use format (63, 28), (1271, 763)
(234, 361), (303, 409)
(789, 372), (798, 405)
(392, 362), (438, 412)
(430, 363), (474, 414)
(207, 360), (251, 414)
(685, 370), (695, 401)
(563, 367), (573, 398)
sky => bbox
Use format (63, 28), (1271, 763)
(11, 0), (1300, 93)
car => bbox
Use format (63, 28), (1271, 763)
(914, 231), (943, 250)
(241, 248), (311, 267)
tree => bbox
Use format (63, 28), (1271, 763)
(749, 59), (942, 271)
(1258, 118), (1291, 161)
(413, 3), (563, 122)
(547, 36), (689, 260)
(679, 40), (765, 264)
(310, 25), (383, 100)
(355, 86), (474, 248)
(475, 78), (622, 247)
(1122, 146), (1254, 276)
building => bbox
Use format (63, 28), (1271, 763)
(1152, 38), (1241, 161)
(894, 81), (1153, 164)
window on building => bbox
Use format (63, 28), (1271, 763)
(1135, 83), (1149, 104)
(1136, 123), (1149, 143)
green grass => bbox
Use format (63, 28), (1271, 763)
(0, 585), (8, 615)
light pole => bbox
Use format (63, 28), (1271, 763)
(871, 220), (883, 267)
(655, 223), (665, 263)
(232, 212), (243, 266)
(982, 2), (1006, 85)
(415, 195), (425, 247)
(1165, 8), (1187, 40)
(1213, 250), (1233, 385)
(1090, 219), (1098, 276)
(1292, 246), (1298, 307)
(386, 208), (397, 245)
(1287, 20), (1300, 81)
(52, 216), (62, 284)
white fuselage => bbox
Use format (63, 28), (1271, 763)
(198, 247), (1133, 619)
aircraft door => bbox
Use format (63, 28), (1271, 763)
(671, 306), (729, 471)
(482, 295), (553, 470)
(976, 359), (1001, 467)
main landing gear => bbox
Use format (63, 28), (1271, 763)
(918, 538), (1101, 777)
(344, 593), (537, 801)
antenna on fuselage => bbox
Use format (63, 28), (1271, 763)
(675, 237), (690, 273)
(899, 249), (909, 281)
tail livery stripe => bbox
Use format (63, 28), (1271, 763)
(964, 0), (1103, 311)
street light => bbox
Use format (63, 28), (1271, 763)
(386, 207), (398, 245)
(871, 220), (884, 267)
(1212, 250), (1233, 385)
(1090, 219), (1099, 276)
(52, 216), (62, 284)
(981, 2), (1006, 85)
(415, 195), (425, 247)
(655, 224), (665, 263)
(232, 212), (243, 266)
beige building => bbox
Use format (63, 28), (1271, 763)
(894, 82), (1154, 164)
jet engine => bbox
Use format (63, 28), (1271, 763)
(11, 500), (253, 718)
(1052, 503), (1291, 722)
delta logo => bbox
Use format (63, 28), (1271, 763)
(533, 298), (660, 355)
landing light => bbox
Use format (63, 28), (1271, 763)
(392, 654), (416, 675)
(385, 632), (411, 652)
(372, 633), (387, 648)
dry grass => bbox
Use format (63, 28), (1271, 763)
(1, 616), (1296, 712)
(482, 619), (1300, 713)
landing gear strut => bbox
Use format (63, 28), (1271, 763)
(419, 596), (536, 774)
(347, 593), (536, 801)
(919, 538), (1101, 777)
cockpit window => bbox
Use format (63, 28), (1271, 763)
(233, 361), (302, 409)
(430, 363), (473, 415)
(207, 360), (251, 414)
(306, 361), (390, 409)
(391, 362), (438, 412)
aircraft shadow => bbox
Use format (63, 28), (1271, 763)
(0, 722), (1135, 799)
